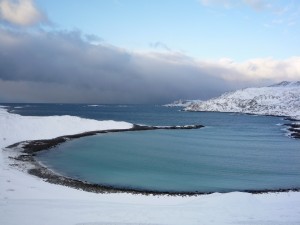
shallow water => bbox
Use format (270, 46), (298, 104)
(30, 105), (300, 193)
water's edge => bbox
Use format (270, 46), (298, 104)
(6, 121), (300, 196)
(7, 124), (216, 196)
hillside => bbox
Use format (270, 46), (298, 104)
(185, 81), (300, 120)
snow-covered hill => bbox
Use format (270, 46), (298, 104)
(185, 81), (300, 120)
(164, 99), (202, 107)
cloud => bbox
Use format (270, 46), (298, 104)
(211, 57), (300, 83)
(84, 34), (104, 44)
(0, 28), (299, 104)
(199, 0), (279, 11)
(199, 0), (235, 8)
(243, 0), (268, 10)
(150, 41), (171, 51)
(0, 0), (46, 26)
(200, 0), (300, 28)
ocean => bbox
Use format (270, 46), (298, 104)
(3, 103), (300, 193)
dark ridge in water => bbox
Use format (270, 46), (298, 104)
(8, 124), (204, 153)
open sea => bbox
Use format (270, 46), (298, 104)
(3, 103), (300, 193)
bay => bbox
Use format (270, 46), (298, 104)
(20, 104), (299, 193)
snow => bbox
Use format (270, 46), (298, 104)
(185, 81), (300, 120)
(269, 81), (300, 87)
(1, 107), (300, 225)
(0, 108), (132, 148)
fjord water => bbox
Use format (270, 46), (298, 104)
(16, 104), (299, 193)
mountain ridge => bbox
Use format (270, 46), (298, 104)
(184, 81), (300, 120)
(268, 81), (300, 87)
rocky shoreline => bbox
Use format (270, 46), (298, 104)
(7, 122), (300, 196)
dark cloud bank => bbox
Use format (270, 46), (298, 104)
(0, 28), (233, 104)
(0, 28), (283, 104)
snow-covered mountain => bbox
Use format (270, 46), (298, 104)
(185, 81), (300, 120)
(164, 99), (202, 107)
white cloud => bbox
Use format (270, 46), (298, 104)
(208, 57), (300, 83)
(0, 0), (44, 26)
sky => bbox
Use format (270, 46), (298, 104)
(0, 0), (299, 104)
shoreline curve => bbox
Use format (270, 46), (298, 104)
(7, 121), (300, 196)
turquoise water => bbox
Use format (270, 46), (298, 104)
(35, 110), (300, 193)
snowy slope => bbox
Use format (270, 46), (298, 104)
(0, 106), (132, 148)
(185, 81), (300, 120)
(1, 107), (300, 225)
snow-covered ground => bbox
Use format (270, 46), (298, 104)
(185, 81), (300, 120)
(1, 107), (300, 225)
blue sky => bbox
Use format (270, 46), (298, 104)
(0, 0), (299, 103)
(36, 0), (300, 61)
